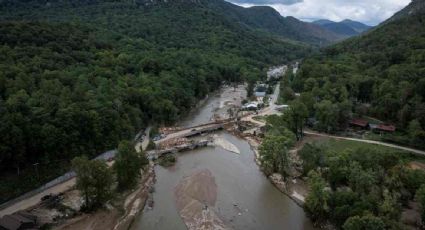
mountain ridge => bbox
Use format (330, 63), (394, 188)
(297, 0), (425, 134)
(312, 18), (371, 37)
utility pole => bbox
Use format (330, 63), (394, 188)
(33, 163), (40, 180)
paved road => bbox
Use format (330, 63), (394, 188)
(0, 127), (152, 217)
(259, 82), (280, 116)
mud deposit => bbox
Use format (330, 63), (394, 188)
(175, 169), (228, 230)
(132, 85), (314, 230)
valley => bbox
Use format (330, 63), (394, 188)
(1, 0), (425, 229)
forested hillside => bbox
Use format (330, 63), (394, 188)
(0, 0), (342, 46)
(0, 0), (310, 202)
(200, 0), (343, 45)
(294, 0), (425, 148)
(312, 19), (371, 38)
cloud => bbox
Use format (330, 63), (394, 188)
(229, 0), (411, 25)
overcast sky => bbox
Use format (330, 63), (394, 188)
(228, 0), (411, 25)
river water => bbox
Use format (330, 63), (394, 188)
(131, 86), (314, 230)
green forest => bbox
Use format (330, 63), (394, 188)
(292, 7), (425, 148)
(0, 0), (310, 202)
(301, 142), (425, 229)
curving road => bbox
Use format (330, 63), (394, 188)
(0, 127), (152, 217)
(304, 131), (425, 156)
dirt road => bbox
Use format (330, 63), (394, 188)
(304, 131), (425, 155)
(0, 178), (76, 217)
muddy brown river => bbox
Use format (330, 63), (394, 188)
(131, 86), (314, 230)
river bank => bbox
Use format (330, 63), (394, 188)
(47, 161), (155, 230)
(243, 134), (313, 208)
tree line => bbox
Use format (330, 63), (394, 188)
(291, 10), (425, 148)
(0, 0), (311, 202)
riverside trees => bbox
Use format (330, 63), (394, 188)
(72, 140), (149, 210)
(72, 156), (113, 211)
(300, 144), (425, 228)
(259, 115), (297, 178)
(115, 141), (149, 190)
(259, 135), (293, 178)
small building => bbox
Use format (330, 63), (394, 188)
(349, 119), (369, 129)
(0, 212), (37, 230)
(374, 124), (396, 133)
(254, 91), (266, 98)
(242, 102), (259, 111)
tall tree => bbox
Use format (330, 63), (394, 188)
(286, 99), (308, 140)
(114, 140), (148, 190)
(305, 170), (330, 224)
(416, 184), (425, 224)
(259, 135), (294, 179)
(72, 156), (113, 210)
(342, 214), (385, 230)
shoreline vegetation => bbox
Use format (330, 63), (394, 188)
(252, 109), (425, 229)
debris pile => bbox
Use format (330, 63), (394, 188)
(158, 138), (190, 150)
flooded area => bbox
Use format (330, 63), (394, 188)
(131, 85), (314, 230)
(178, 85), (246, 128)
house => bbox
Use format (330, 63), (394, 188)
(254, 91), (266, 98)
(0, 212), (37, 230)
(349, 119), (369, 129)
(242, 102), (259, 111)
(374, 124), (396, 133)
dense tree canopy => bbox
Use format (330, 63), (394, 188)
(295, 4), (425, 147)
(0, 0), (311, 202)
(301, 144), (425, 228)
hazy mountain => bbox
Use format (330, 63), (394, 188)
(200, 1), (343, 45)
(340, 19), (371, 33)
(0, 0), (343, 46)
(312, 19), (372, 37)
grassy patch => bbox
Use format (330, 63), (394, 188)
(307, 137), (425, 163)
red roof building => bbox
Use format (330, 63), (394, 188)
(375, 124), (396, 132)
(349, 119), (369, 128)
